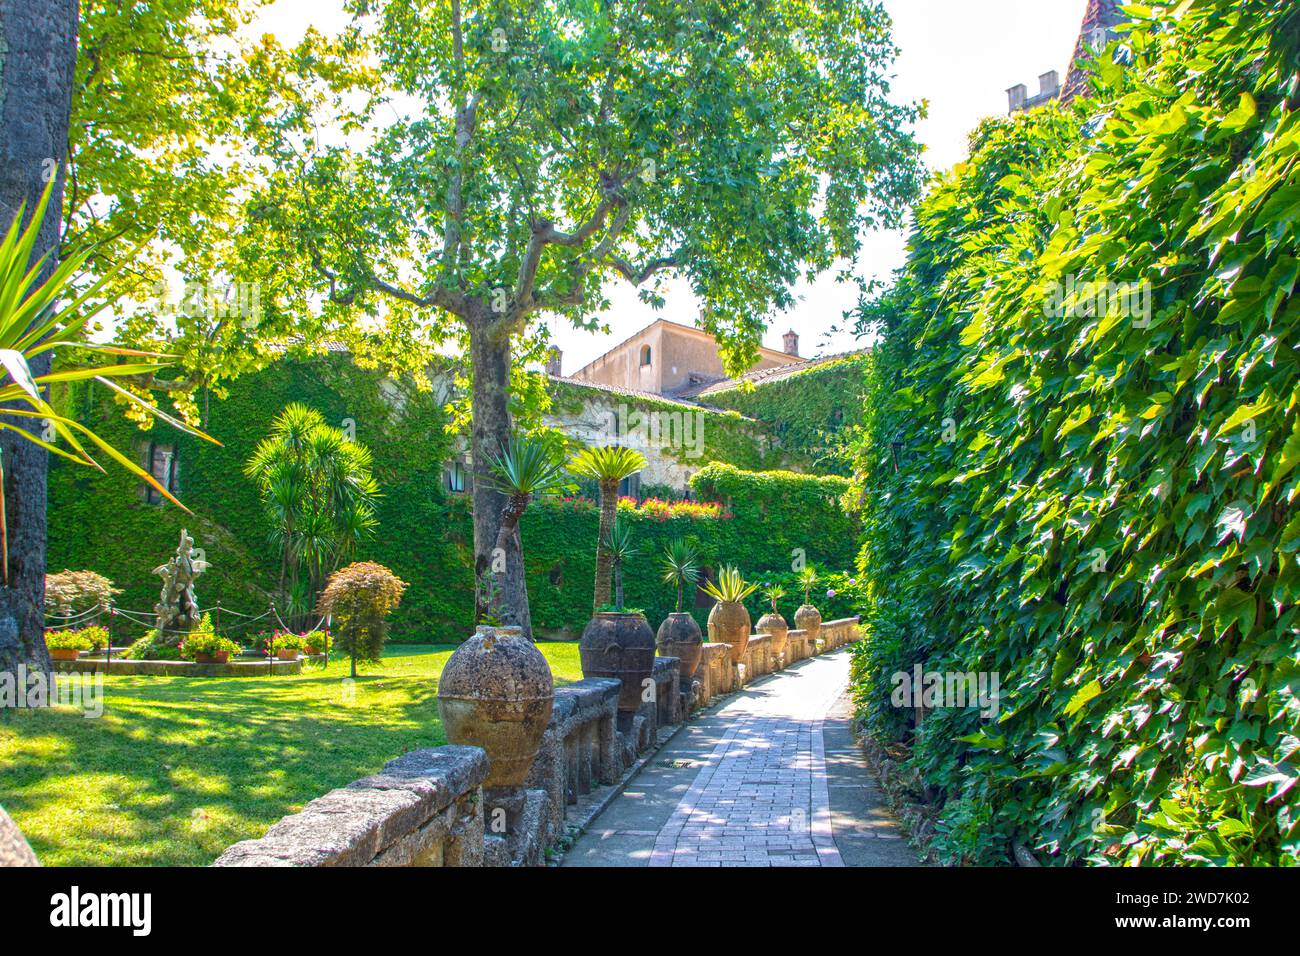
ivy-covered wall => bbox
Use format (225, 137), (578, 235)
(701, 354), (870, 475)
(48, 357), (861, 642)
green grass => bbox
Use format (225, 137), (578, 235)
(0, 642), (583, 866)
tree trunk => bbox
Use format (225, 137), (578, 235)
(593, 478), (617, 610)
(0, 0), (78, 680)
(469, 319), (532, 639)
(613, 558), (623, 609)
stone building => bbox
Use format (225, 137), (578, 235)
(1006, 0), (1125, 114)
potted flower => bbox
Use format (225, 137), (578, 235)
(181, 632), (242, 664)
(273, 632), (304, 660)
(301, 629), (331, 656)
(794, 567), (822, 641)
(44, 629), (94, 662)
(656, 538), (704, 679)
(702, 566), (759, 664)
(756, 584), (790, 664)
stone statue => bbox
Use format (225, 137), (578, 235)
(154, 529), (203, 641)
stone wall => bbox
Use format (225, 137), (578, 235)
(213, 618), (861, 868)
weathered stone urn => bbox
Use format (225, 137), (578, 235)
(656, 612), (704, 679)
(579, 612), (657, 715)
(438, 625), (555, 788)
(794, 604), (822, 642)
(708, 600), (752, 664)
(756, 610), (789, 661)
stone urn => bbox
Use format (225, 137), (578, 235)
(756, 610), (789, 661)
(656, 612), (704, 680)
(438, 625), (555, 788)
(794, 604), (822, 642)
(708, 600), (752, 664)
(580, 612), (657, 715)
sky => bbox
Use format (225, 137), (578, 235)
(249, 0), (1092, 372)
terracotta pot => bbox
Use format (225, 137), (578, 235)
(756, 611), (789, 659)
(438, 625), (554, 788)
(304, 646), (322, 656)
(656, 612), (704, 679)
(708, 600), (751, 663)
(276, 648), (299, 661)
(794, 604), (822, 641)
(48, 648), (80, 662)
(579, 612), (657, 714)
(194, 651), (230, 665)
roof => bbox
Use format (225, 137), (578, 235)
(549, 374), (747, 415)
(571, 317), (801, 379)
(690, 349), (869, 397)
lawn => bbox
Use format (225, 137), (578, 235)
(0, 642), (583, 866)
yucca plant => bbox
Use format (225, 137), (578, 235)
(764, 583), (787, 614)
(569, 444), (647, 611)
(798, 567), (818, 605)
(702, 566), (759, 605)
(0, 182), (215, 582)
(661, 538), (701, 613)
(603, 517), (638, 610)
(483, 433), (569, 631)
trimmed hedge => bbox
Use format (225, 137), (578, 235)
(851, 0), (1300, 866)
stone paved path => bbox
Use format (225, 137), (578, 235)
(562, 647), (920, 867)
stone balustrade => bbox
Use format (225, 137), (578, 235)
(213, 616), (861, 868)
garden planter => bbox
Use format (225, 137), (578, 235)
(580, 612), (657, 714)
(656, 612), (704, 680)
(304, 646), (322, 657)
(756, 611), (789, 660)
(194, 652), (230, 665)
(438, 625), (554, 788)
(48, 649), (80, 662)
(275, 648), (299, 661)
(794, 604), (822, 642)
(708, 600), (752, 664)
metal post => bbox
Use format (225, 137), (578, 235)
(104, 604), (112, 670)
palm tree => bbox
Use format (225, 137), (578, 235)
(483, 433), (569, 637)
(0, 182), (216, 671)
(604, 517), (638, 610)
(245, 404), (379, 628)
(569, 445), (647, 611)
(661, 538), (701, 613)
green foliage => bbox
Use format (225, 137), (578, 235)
(703, 354), (871, 474)
(316, 561), (408, 675)
(122, 631), (181, 661)
(44, 571), (120, 617)
(851, 0), (1300, 866)
(661, 538), (702, 613)
(569, 445), (649, 484)
(42, 630), (95, 652)
(179, 618), (241, 661)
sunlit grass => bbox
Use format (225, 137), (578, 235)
(0, 641), (582, 866)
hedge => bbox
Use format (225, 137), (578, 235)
(850, 0), (1300, 866)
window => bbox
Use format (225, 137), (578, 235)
(618, 473), (641, 499)
(142, 442), (178, 504)
(639, 345), (652, 367)
(444, 459), (467, 493)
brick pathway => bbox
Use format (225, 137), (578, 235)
(647, 650), (845, 867)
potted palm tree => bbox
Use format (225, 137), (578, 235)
(568, 445), (647, 612)
(438, 434), (559, 788)
(703, 566), (759, 664)
(794, 567), (823, 642)
(656, 538), (704, 679)
(579, 516), (656, 717)
(756, 583), (790, 664)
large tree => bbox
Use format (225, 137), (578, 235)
(0, 0), (79, 676)
(246, 0), (923, 631)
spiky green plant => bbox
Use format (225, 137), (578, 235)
(798, 567), (818, 605)
(603, 517), (638, 610)
(0, 182), (216, 583)
(569, 444), (647, 611)
(661, 538), (701, 613)
(764, 583), (787, 614)
(702, 566), (759, 605)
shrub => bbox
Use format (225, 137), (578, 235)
(45, 570), (120, 618)
(180, 633), (241, 661)
(316, 561), (407, 677)
(300, 629), (331, 653)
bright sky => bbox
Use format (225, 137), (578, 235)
(251, 0), (1091, 371)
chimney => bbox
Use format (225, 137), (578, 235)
(1039, 71), (1060, 98)
(545, 346), (562, 377)
(1006, 83), (1028, 113)
(782, 330), (799, 356)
